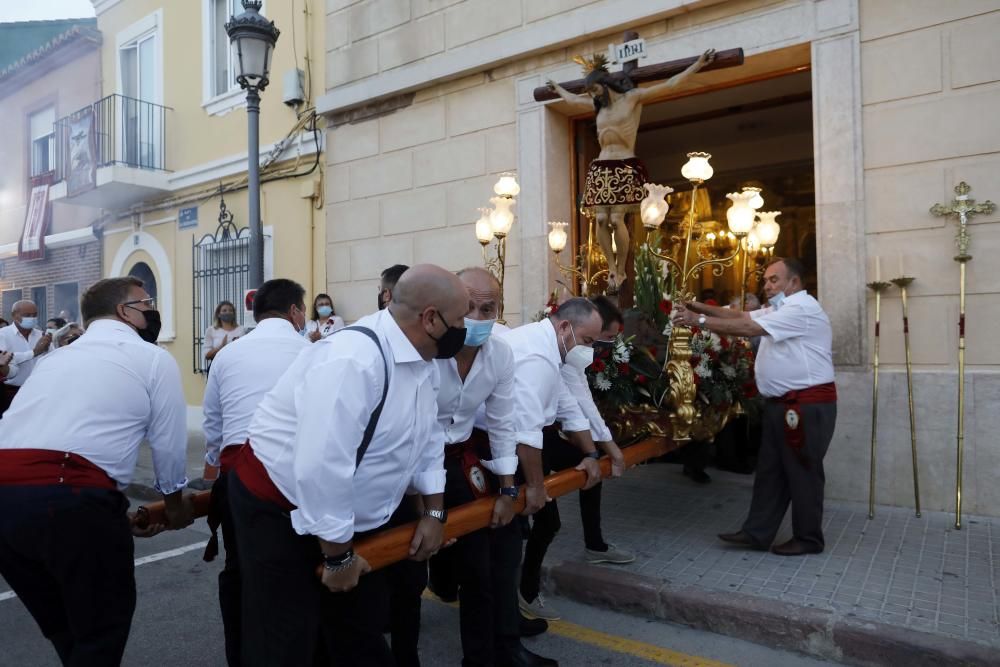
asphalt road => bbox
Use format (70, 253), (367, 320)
(0, 513), (844, 667)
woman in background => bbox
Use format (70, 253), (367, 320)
(305, 293), (344, 342)
(203, 300), (245, 371)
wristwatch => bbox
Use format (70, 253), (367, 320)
(423, 508), (448, 524)
(584, 451), (601, 461)
(499, 485), (519, 499)
(697, 314), (707, 326)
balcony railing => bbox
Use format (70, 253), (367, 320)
(54, 94), (170, 183)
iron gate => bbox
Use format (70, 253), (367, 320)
(192, 195), (250, 373)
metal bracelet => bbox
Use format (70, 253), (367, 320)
(323, 552), (357, 574)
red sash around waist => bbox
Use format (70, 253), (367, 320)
(0, 449), (116, 490)
(219, 445), (242, 475)
(233, 443), (295, 512)
(773, 382), (837, 405)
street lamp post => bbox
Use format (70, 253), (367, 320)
(226, 0), (280, 290)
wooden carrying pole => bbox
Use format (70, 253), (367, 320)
(135, 436), (674, 573)
(531, 48), (744, 103)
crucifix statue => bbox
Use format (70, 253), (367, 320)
(538, 39), (742, 295)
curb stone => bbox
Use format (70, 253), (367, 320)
(542, 560), (998, 667)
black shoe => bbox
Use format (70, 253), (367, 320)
(520, 614), (548, 637)
(497, 643), (558, 667)
(427, 579), (458, 603)
(771, 538), (823, 556)
(683, 465), (711, 484)
(717, 531), (767, 550)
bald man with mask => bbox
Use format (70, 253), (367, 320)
(228, 264), (471, 666)
(0, 300), (54, 414)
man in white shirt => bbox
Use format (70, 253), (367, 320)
(228, 264), (470, 667)
(673, 258), (837, 556)
(498, 299), (608, 621)
(417, 267), (556, 667)
(0, 277), (192, 665)
(0, 300), (54, 415)
(201, 278), (310, 667)
(557, 296), (633, 566)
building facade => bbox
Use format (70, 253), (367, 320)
(320, 0), (1000, 516)
(47, 0), (328, 413)
(0, 19), (103, 326)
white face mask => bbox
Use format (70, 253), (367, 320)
(769, 291), (786, 310)
(19, 317), (38, 330)
(560, 324), (594, 370)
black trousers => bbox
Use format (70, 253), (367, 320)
(385, 501), (427, 667)
(214, 470), (242, 666)
(742, 400), (838, 549)
(228, 472), (395, 667)
(0, 485), (136, 666)
(520, 429), (606, 603)
(426, 454), (523, 666)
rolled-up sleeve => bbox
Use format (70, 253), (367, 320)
(561, 364), (613, 442)
(481, 344), (519, 475)
(556, 379), (590, 433)
(290, 355), (379, 543)
(202, 358), (224, 467)
(146, 352), (189, 495)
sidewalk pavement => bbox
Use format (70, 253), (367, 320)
(541, 462), (999, 667)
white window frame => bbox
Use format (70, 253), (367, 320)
(28, 105), (56, 177)
(115, 10), (164, 106)
(201, 0), (267, 116)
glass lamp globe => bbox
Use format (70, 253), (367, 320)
(493, 173), (520, 198)
(475, 208), (494, 244)
(640, 183), (674, 229)
(226, 0), (280, 91)
(680, 152), (714, 183)
(755, 211), (782, 247)
(725, 191), (756, 236)
(547, 221), (569, 253)
(741, 186), (764, 210)
(489, 197), (515, 237)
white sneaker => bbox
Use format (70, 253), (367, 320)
(584, 543), (636, 565)
(518, 591), (561, 620)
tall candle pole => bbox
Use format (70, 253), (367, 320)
(931, 182), (995, 529)
(866, 279), (891, 519)
(890, 275), (921, 518)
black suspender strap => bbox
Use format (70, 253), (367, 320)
(338, 326), (389, 469)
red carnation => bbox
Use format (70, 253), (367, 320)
(617, 362), (630, 375)
(636, 374), (647, 384)
(592, 359), (606, 373)
(658, 299), (673, 316)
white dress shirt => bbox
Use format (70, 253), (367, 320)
(0, 320), (188, 493)
(306, 317), (346, 339)
(203, 325), (247, 369)
(202, 318), (309, 467)
(435, 335), (518, 476)
(498, 319), (589, 449)
(0, 324), (46, 387)
(248, 309), (445, 543)
(561, 364), (614, 443)
(750, 290), (835, 397)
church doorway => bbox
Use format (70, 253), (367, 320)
(570, 57), (816, 308)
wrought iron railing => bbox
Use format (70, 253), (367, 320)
(53, 94), (170, 182)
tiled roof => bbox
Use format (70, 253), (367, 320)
(0, 18), (99, 80)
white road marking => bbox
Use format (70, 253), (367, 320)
(0, 541), (205, 603)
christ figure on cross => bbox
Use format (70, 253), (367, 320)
(547, 48), (716, 294)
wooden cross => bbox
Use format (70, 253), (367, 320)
(533, 34), (744, 102)
(930, 181), (995, 261)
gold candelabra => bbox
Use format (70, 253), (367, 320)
(474, 173), (520, 324)
(547, 219), (608, 295)
(930, 182), (995, 529)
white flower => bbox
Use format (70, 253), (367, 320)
(708, 333), (722, 351)
(662, 322), (673, 337)
(595, 374), (612, 391)
(614, 338), (630, 363)
(721, 364), (737, 378)
(694, 361), (712, 379)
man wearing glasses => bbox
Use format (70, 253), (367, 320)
(0, 277), (192, 665)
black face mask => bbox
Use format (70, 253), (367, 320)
(137, 310), (162, 344)
(593, 339), (615, 359)
(429, 311), (466, 360)
(219, 313), (235, 323)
